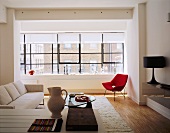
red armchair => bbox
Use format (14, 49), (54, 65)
(102, 74), (128, 101)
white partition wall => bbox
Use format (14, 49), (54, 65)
(0, 4), (6, 23)
(0, 9), (16, 85)
(21, 74), (114, 94)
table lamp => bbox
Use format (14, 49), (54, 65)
(143, 56), (166, 84)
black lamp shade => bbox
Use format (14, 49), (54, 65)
(143, 56), (166, 84)
(144, 56), (165, 68)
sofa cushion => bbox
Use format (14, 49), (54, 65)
(4, 83), (20, 100)
(13, 81), (27, 95)
(9, 92), (44, 109)
(0, 86), (13, 105)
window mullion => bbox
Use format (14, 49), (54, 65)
(109, 43), (112, 72)
(24, 34), (26, 74)
(101, 34), (104, 69)
(52, 44), (53, 74)
(57, 34), (59, 74)
(30, 44), (32, 70)
(122, 43), (124, 72)
(79, 34), (81, 73)
(57, 43), (60, 74)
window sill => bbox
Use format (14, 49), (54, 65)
(22, 73), (115, 76)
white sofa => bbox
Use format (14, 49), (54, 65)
(0, 81), (44, 109)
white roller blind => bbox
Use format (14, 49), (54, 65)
(58, 33), (79, 43)
(103, 33), (125, 43)
(81, 33), (102, 43)
(25, 34), (57, 43)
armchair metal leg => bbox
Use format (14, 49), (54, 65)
(121, 92), (125, 100)
(124, 89), (125, 100)
(104, 90), (107, 96)
(114, 92), (115, 101)
(120, 89), (125, 100)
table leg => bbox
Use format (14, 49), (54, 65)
(86, 102), (92, 108)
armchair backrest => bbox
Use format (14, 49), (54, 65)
(111, 74), (128, 87)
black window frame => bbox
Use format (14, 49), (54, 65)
(20, 33), (124, 74)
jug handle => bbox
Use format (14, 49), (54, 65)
(61, 89), (68, 101)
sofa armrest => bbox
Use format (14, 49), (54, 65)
(25, 84), (44, 92)
(0, 105), (15, 109)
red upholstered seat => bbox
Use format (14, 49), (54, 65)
(102, 74), (128, 101)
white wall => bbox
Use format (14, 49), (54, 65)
(126, 3), (147, 105)
(0, 8), (20, 85)
(146, 0), (170, 84)
(126, 5), (140, 104)
(0, 9), (15, 85)
(20, 21), (127, 33)
(21, 74), (115, 94)
(18, 8), (130, 33)
(0, 3), (7, 23)
(138, 3), (147, 104)
(15, 9), (133, 20)
(14, 20), (21, 82)
(0, 22), (2, 85)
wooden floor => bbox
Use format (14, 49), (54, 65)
(94, 94), (170, 133)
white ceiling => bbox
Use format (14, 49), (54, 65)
(0, 0), (148, 8)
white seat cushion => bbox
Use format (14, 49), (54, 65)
(4, 83), (20, 100)
(0, 86), (12, 105)
(13, 81), (27, 95)
(9, 92), (44, 109)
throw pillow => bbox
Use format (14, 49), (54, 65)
(13, 80), (27, 95)
(0, 86), (13, 105)
(4, 83), (20, 100)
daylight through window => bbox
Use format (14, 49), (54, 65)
(20, 33), (125, 75)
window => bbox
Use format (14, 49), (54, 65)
(64, 44), (71, 49)
(20, 33), (124, 74)
(90, 44), (97, 49)
(90, 60), (97, 73)
(59, 43), (79, 64)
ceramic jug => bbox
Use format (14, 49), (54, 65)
(47, 87), (68, 118)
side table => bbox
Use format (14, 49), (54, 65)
(142, 83), (165, 96)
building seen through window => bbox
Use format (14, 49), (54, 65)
(20, 33), (125, 75)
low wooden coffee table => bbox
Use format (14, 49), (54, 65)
(0, 109), (106, 133)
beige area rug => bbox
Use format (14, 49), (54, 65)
(38, 96), (133, 133)
(92, 96), (133, 133)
